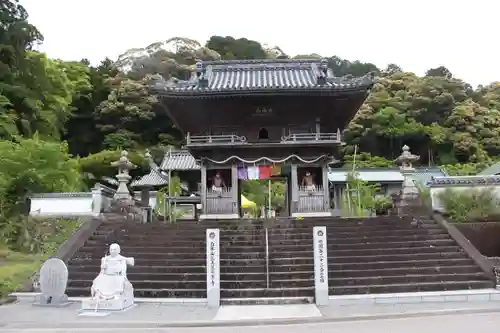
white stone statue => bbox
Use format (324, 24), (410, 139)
(82, 243), (135, 311)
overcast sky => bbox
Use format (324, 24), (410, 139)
(21, 0), (499, 87)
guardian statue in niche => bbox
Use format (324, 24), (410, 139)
(302, 171), (317, 191)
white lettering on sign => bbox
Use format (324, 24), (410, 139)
(254, 108), (273, 116)
(87, 301), (113, 308)
(206, 229), (220, 292)
(313, 226), (329, 289)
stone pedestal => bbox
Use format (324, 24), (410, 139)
(33, 293), (72, 308)
(81, 296), (134, 311)
(114, 173), (132, 200)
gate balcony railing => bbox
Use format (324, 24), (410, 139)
(186, 133), (247, 146)
(280, 129), (342, 143)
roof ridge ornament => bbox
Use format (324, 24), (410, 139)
(195, 60), (208, 88)
(314, 58), (329, 85)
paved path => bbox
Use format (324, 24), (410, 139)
(1, 300), (500, 331)
(1, 311), (499, 332)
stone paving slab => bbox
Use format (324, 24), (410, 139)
(1, 300), (500, 330)
(0, 302), (217, 325)
(2, 312), (500, 333)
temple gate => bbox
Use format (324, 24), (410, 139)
(151, 58), (374, 219)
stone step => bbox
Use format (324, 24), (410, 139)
(92, 226), (444, 239)
(221, 297), (313, 305)
(68, 262), (208, 278)
(66, 287), (206, 298)
(330, 233), (451, 244)
(331, 246), (462, 256)
(82, 233), (451, 247)
(329, 280), (495, 295)
(70, 249), (468, 267)
(68, 264), (308, 274)
(328, 239), (456, 250)
(221, 287), (314, 299)
(67, 278), (313, 290)
(73, 251), (268, 260)
(79, 239), (457, 253)
(68, 271), (315, 281)
(69, 257), (267, 266)
(329, 272), (489, 286)
(329, 251), (467, 264)
(331, 265), (483, 278)
(329, 258), (476, 270)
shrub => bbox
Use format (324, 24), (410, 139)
(437, 187), (499, 222)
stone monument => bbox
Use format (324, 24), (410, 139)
(81, 243), (135, 312)
(111, 150), (136, 201)
(395, 145), (420, 201)
(33, 258), (72, 307)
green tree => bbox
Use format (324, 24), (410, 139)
(0, 135), (81, 217)
(206, 36), (267, 60)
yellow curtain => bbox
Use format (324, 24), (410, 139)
(241, 195), (256, 208)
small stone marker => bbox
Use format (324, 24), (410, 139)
(33, 258), (72, 307)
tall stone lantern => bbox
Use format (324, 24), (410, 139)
(111, 150), (136, 200)
(395, 145), (420, 201)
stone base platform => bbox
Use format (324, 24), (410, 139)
(200, 213), (239, 220)
(81, 297), (134, 311)
(291, 212), (331, 218)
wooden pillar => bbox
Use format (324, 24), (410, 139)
(322, 163), (330, 212)
(290, 164), (299, 214)
(140, 188), (150, 207)
(201, 163), (207, 215)
(231, 164), (238, 215)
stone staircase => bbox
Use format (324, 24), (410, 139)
(66, 213), (495, 300)
(218, 220), (315, 303)
(67, 215), (209, 298)
(303, 215), (495, 295)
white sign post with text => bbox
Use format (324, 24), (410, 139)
(206, 228), (220, 308)
(313, 226), (329, 306)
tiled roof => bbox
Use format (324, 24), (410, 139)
(477, 162), (500, 175)
(30, 192), (92, 198)
(160, 150), (200, 171)
(409, 168), (447, 186)
(328, 169), (404, 183)
(428, 175), (500, 187)
(328, 167), (447, 184)
(130, 168), (168, 188)
(151, 59), (375, 95)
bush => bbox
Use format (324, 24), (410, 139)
(438, 187), (500, 222)
(79, 149), (148, 186)
(0, 218), (83, 298)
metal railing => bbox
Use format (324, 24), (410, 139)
(186, 133), (247, 145)
(280, 129), (342, 143)
(265, 227), (270, 289)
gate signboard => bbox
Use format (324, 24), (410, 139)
(313, 226), (329, 305)
(206, 228), (220, 307)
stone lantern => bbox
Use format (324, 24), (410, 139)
(111, 150), (136, 200)
(395, 145), (420, 201)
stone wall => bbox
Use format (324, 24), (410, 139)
(454, 222), (500, 257)
(429, 176), (500, 212)
(29, 184), (115, 217)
